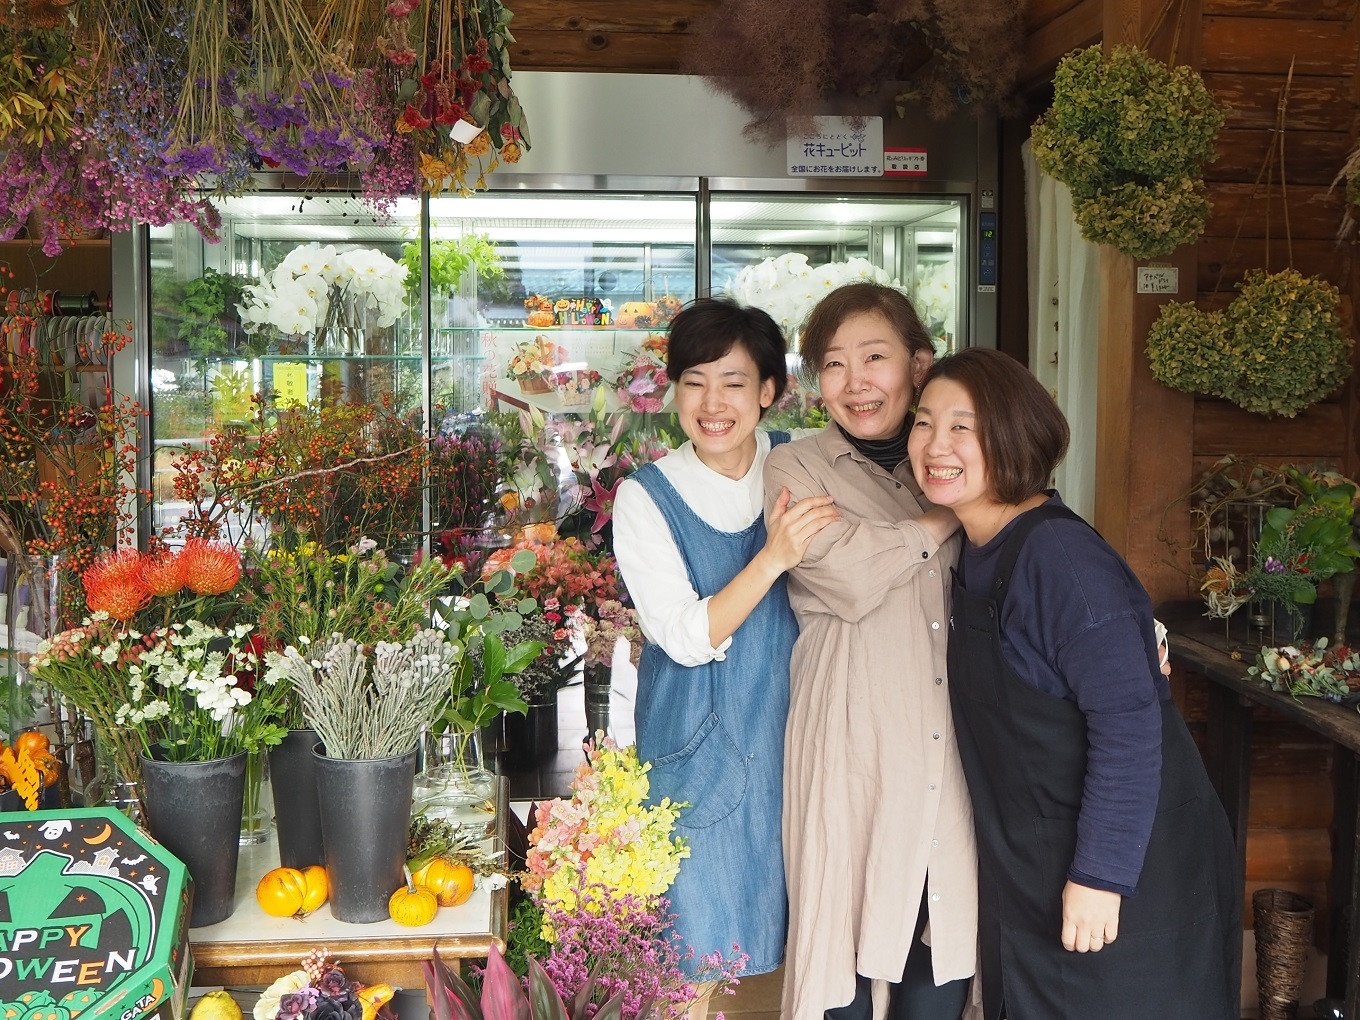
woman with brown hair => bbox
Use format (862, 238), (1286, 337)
(907, 347), (1238, 1019)
(764, 282), (976, 1020)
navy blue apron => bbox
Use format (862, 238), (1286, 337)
(947, 504), (1239, 1019)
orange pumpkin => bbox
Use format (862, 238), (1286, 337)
(412, 857), (474, 907)
(388, 868), (438, 927)
(256, 865), (328, 918)
(15, 730), (49, 758)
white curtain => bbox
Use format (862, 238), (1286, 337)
(1022, 140), (1101, 521)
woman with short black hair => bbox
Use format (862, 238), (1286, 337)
(613, 297), (839, 1014)
(908, 347), (1239, 1019)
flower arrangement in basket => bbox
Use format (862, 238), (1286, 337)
(508, 334), (566, 394)
(237, 243), (408, 352)
(551, 365), (603, 408)
(612, 351), (669, 414)
(253, 950), (396, 1020)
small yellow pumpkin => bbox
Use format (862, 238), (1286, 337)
(412, 857), (475, 907)
(388, 867), (438, 927)
(256, 864), (329, 918)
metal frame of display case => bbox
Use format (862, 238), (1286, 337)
(118, 170), (980, 546)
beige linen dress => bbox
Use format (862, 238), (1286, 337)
(764, 427), (978, 1020)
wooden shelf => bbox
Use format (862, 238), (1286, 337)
(0, 238), (112, 251)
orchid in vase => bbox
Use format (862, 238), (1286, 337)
(238, 243), (408, 354)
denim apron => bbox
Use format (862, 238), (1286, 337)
(632, 431), (796, 977)
(947, 504), (1239, 1019)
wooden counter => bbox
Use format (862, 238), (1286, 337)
(1161, 602), (1360, 1019)
(187, 779), (509, 988)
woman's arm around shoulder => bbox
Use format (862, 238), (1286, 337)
(762, 440), (958, 624)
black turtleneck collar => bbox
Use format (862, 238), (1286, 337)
(836, 421), (909, 472)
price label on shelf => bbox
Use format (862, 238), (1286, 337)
(273, 362), (308, 407)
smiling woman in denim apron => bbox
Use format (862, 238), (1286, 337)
(613, 298), (839, 1014)
(907, 347), (1239, 1020)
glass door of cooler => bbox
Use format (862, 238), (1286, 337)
(426, 191), (697, 419)
(709, 193), (966, 358)
(146, 194), (425, 539)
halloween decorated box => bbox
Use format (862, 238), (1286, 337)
(0, 808), (191, 1020)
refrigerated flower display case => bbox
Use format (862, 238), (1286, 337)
(131, 178), (968, 539)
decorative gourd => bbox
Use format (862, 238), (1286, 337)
(411, 857), (475, 907)
(388, 867), (438, 927)
(256, 865), (329, 918)
(615, 301), (656, 328)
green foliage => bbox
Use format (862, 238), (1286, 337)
(1145, 269), (1352, 418)
(176, 268), (255, 359)
(1031, 45), (1225, 259)
(402, 234), (504, 294)
(436, 550), (544, 735)
(503, 898), (552, 978)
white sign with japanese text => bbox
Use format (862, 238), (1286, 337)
(786, 116), (884, 178)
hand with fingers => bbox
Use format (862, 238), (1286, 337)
(1061, 880), (1121, 953)
(759, 486), (840, 575)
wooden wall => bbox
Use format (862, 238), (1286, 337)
(1017, 0), (1360, 938)
(506, 0), (720, 72)
(1193, 0), (1360, 938)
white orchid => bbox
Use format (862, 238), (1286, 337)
(238, 243), (409, 340)
(725, 255), (902, 336)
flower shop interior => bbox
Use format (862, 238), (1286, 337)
(2, 0), (1360, 1018)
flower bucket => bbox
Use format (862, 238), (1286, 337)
(140, 749), (247, 927)
(314, 744), (417, 923)
(268, 728), (325, 868)
(502, 697), (558, 771)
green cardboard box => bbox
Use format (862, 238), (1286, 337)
(0, 808), (192, 1020)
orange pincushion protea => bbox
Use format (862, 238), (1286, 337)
(83, 550), (151, 620)
(178, 539), (242, 595)
(140, 553), (186, 596)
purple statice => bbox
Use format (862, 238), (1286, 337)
(539, 887), (747, 1020)
(239, 69), (378, 176)
(1264, 557), (1286, 574)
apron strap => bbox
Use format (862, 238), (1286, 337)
(990, 503), (1091, 607)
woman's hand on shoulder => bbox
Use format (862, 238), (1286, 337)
(759, 486), (840, 575)
(918, 506), (961, 546)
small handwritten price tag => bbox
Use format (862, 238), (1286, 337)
(273, 362), (309, 406)
(1136, 267), (1179, 295)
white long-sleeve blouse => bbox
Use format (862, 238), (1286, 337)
(611, 430), (774, 668)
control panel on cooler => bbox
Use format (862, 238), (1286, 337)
(978, 211), (998, 292)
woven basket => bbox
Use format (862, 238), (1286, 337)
(1253, 888), (1314, 1020)
(516, 374), (552, 394)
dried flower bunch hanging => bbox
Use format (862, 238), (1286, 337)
(1031, 45), (1225, 259)
(1146, 268), (1352, 418)
(683, 0), (1022, 144)
(379, 0), (531, 194)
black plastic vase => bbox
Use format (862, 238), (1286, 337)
(313, 745), (417, 923)
(269, 728), (325, 868)
(140, 749), (247, 927)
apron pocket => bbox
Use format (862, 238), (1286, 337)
(649, 713), (749, 830)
